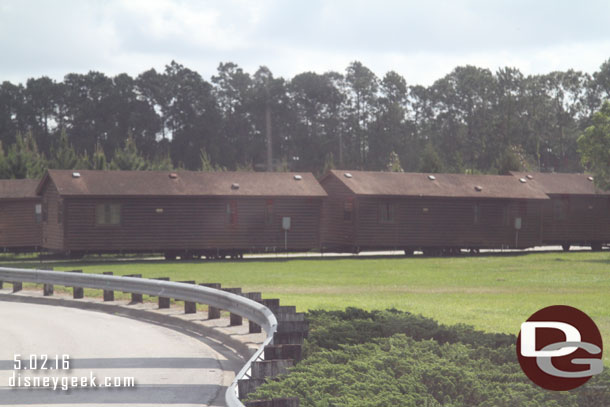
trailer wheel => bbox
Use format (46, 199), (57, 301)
(591, 242), (602, 252)
(562, 244), (571, 252)
(164, 253), (177, 261)
(404, 248), (414, 257)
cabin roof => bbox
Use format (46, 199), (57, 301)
(510, 172), (610, 196)
(324, 170), (550, 199)
(0, 179), (40, 199)
(37, 170), (327, 198)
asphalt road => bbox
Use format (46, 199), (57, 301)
(0, 301), (233, 406)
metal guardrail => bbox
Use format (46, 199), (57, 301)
(0, 266), (278, 407)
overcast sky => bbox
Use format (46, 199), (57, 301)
(1, 0), (609, 86)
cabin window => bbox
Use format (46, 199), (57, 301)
(226, 201), (238, 226)
(379, 202), (395, 223)
(265, 200), (273, 225)
(35, 204), (42, 223)
(343, 201), (353, 222)
(96, 203), (121, 225)
(473, 203), (481, 224)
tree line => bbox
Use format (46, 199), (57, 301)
(1, 59), (610, 179)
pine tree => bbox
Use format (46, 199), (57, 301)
(0, 143), (11, 179)
(419, 144), (443, 173)
(150, 153), (174, 170)
(199, 148), (225, 171)
(90, 143), (108, 170)
(50, 130), (78, 169)
(386, 151), (404, 172)
(109, 135), (147, 170)
(7, 132), (47, 178)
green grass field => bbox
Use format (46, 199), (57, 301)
(3, 251), (609, 363)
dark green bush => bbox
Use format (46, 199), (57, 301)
(246, 308), (610, 406)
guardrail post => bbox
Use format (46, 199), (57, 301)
(12, 281), (22, 293)
(69, 270), (84, 299)
(41, 267), (54, 296)
(102, 272), (114, 301)
(43, 282), (54, 296)
(200, 283), (221, 319)
(223, 288), (243, 326)
(124, 274), (143, 303)
(179, 280), (197, 314)
(155, 277), (170, 308)
(245, 292), (263, 333)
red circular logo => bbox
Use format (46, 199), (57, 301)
(517, 305), (603, 391)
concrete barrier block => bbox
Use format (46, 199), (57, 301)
(261, 299), (280, 312)
(238, 378), (266, 400)
(276, 312), (305, 322)
(264, 344), (302, 362)
(277, 320), (309, 333)
(273, 332), (305, 345)
(245, 292), (262, 301)
(251, 359), (293, 380)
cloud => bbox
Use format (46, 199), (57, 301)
(0, 0), (609, 86)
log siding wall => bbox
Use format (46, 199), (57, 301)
(541, 196), (610, 245)
(52, 195), (323, 253)
(0, 199), (42, 249)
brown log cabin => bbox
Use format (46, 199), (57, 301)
(36, 170), (326, 258)
(511, 172), (610, 251)
(0, 179), (42, 252)
(320, 170), (550, 255)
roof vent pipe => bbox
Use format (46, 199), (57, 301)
(428, 175), (436, 180)
(231, 183), (240, 190)
(519, 178), (527, 183)
(294, 175), (302, 181)
(526, 174), (533, 180)
(168, 173), (178, 179)
(587, 176), (594, 182)
(474, 185), (483, 191)
(344, 173), (352, 178)
(72, 172), (81, 178)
